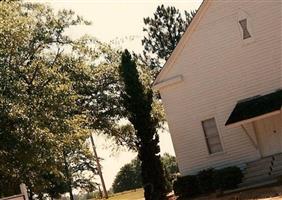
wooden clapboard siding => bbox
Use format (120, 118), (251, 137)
(157, 0), (282, 175)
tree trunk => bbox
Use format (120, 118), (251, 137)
(69, 189), (74, 200)
(28, 188), (33, 200)
(139, 141), (167, 200)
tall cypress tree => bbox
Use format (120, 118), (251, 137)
(119, 50), (167, 200)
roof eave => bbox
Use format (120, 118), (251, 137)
(153, 0), (212, 89)
(225, 109), (281, 127)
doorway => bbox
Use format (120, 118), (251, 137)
(255, 114), (282, 157)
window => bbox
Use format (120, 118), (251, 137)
(239, 18), (251, 39)
(202, 118), (223, 154)
(237, 10), (254, 44)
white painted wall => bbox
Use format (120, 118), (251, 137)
(158, 0), (282, 175)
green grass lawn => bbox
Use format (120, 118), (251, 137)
(107, 189), (144, 200)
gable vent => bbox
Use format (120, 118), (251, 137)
(239, 18), (251, 39)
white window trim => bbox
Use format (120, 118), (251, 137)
(201, 116), (225, 156)
(237, 9), (255, 45)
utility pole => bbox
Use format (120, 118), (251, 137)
(90, 134), (108, 199)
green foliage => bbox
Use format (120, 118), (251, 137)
(197, 168), (215, 194)
(0, 1), (193, 199)
(86, 190), (103, 199)
(112, 158), (142, 193)
(161, 153), (179, 175)
(213, 167), (243, 190)
(173, 166), (243, 198)
(112, 154), (177, 194)
(119, 50), (167, 200)
(160, 153), (179, 191)
(79, 47), (139, 151)
(0, 1), (97, 198)
(173, 175), (201, 198)
(140, 5), (196, 70)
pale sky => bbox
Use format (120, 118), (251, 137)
(34, 0), (202, 190)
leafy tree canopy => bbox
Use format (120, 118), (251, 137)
(0, 1), (98, 198)
(140, 5), (196, 71)
(0, 2), (192, 199)
(161, 153), (179, 176)
(111, 154), (178, 194)
(112, 158), (142, 193)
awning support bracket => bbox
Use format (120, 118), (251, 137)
(241, 124), (258, 149)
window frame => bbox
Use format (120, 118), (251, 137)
(201, 117), (224, 155)
(239, 18), (252, 40)
(238, 9), (255, 45)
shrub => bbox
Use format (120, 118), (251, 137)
(197, 168), (216, 193)
(173, 175), (201, 198)
(214, 166), (243, 190)
(172, 166), (243, 198)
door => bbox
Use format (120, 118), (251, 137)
(255, 114), (282, 157)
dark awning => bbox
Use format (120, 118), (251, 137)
(225, 89), (282, 126)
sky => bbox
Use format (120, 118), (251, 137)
(35, 0), (202, 191)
